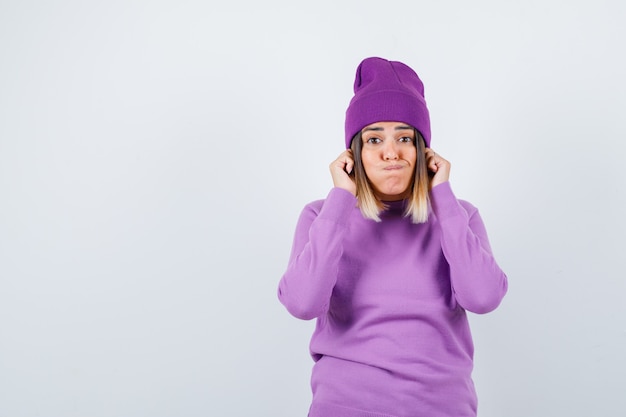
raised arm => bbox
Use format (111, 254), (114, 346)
(430, 181), (508, 314)
(277, 187), (356, 320)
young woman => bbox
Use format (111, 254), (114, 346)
(278, 57), (508, 417)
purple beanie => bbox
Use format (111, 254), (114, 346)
(345, 57), (431, 148)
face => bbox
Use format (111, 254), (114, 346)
(360, 121), (417, 201)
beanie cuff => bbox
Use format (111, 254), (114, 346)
(345, 90), (431, 148)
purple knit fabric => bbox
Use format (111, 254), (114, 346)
(278, 182), (507, 417)
(345, 57), (431, 148)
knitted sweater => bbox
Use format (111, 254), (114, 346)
(278, 182), (508, 417)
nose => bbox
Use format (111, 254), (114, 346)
(383, 140), (399, 160)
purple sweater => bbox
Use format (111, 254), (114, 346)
(278, 182), (508, 417)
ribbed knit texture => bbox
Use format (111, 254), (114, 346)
(278, 182), (507, 417)
(345, 57), (431, 148)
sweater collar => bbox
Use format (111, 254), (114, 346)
(381, 199), (409, 214)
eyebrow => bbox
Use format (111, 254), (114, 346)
(362, 125), (414, 132)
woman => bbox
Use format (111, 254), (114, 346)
(278, 57), (508, 417)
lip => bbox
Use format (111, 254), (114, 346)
(383, 165), (405, 171)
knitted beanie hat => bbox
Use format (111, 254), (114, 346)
(345, 57), (431, 148)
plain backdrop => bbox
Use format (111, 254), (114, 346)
(1, 1), (625, 416)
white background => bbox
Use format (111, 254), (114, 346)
(1, 1), (625, 416)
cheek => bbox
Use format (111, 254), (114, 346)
(404, 148), (417, 165)
(360, 150), (377, 173)
(400, 149), (417, 183)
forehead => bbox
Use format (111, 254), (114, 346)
(361, 121), (414, 132)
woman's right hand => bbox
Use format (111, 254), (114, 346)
(329, 150), (356, 196)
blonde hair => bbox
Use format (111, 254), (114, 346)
(350, 129), (430, 223)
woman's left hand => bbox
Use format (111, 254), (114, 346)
(425, 148), (450, 189)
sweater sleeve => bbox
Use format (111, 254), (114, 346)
(277, 188), (357, 320)
(430, 182), (508, 314)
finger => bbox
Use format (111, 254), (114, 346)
(345, 160), (353, 174)
(330, 153), (353, 175)
(336, 150), (353, 167)
(425, 149), (437, 171)
(425, 148), (435, 161)
(332, 151), (348, 165)
(344, 150), (354, 174)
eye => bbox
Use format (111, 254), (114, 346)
(365, 137), (382, 144)
(398, 136), (414, 143)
